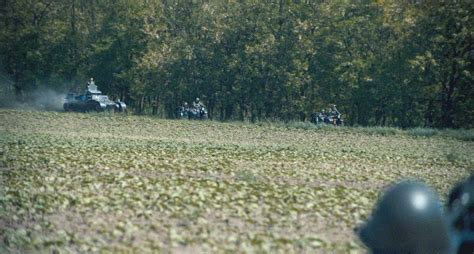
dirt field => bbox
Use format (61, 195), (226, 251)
(0, 109), (472, 253)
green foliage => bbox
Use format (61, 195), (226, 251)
(235, 170), (257, 183)
(0, 1), (472, 127)
(440, 129), (474, 142)
(446, 152), (460, 164)
(408, 128), (439, 138)
(355, 126), (402, 137)
(283, 121), (320, 131)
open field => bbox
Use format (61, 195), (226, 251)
(0, 109), (472, 253)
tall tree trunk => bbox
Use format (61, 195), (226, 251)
(425, 100), (434, 127)
(90, 0), (97, 40)
(9, 1), (22, 101)
(152, 96), (158, 115)
(225, 103), (233, 120)
(440, 61), (459, 128)
(71, 0), (78, 78)
(239, 99), (245, 121)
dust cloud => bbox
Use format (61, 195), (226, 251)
(0, 75), (67, 111)
(25, 89), (67, 111)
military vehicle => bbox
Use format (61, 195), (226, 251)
(178, 105), (208, 120)
(188, 106), (208, 120)
(63, 83), (126, 112)
(311, 111), (343, 126)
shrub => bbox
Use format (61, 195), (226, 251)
(446, 152), (460, 163)
(284, 121), (318, 130)
(235, 170), (257, 183)
(408, 127), (439, 137)
(357, 126), (401, 136)
(441, 129), (474, 142)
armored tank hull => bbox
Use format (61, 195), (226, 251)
(63, 83), (126, 112)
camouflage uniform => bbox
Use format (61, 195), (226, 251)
(330, 104), (340, 116)
(193, 98), (204, 109)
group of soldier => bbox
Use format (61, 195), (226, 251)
(312, 104), (343, 125)
(178, 97), (208, 119)
(181, 97), (205, 112)
(319, 104), (341, 119)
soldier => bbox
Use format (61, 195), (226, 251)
(330, 104), (340, 116)
(321, 109), (330, 124)
(193, 97), (204, 109)
(86, 77), (97, 93)
(356, 181), (454, 253)
(178, 102), (190, 119)
(87, 77), (95, 87)
(447, 174), (474, 253)
(317, 109), (326, 124)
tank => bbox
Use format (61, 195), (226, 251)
(63, 83), (126, 112)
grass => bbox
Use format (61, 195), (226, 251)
(0, 109), (472, 253)
(441, 128), (474, 142)
(353, 126), (401, 136)
(257, 119), (473, 141)
(407, 127), (439, 137)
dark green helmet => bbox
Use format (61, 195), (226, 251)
(357, 181), (452, 253)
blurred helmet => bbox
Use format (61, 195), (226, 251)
(196, 97), (200, 102)
(448, 175), (474, 215)
(357, 181), (452, 253)
(184, 102), (188, 106)
(447, 174), (474, 253)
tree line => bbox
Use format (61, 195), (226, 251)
(0, 0), (473, 128)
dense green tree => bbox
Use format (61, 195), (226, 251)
(0, 0), (472, 127)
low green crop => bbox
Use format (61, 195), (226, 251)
(0, 109), (472, 252)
